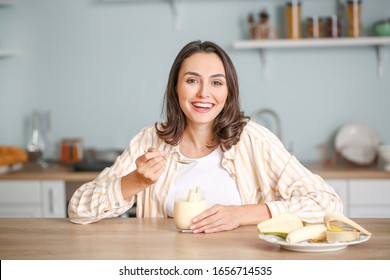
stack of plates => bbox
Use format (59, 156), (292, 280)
(335, 123), (380, 165)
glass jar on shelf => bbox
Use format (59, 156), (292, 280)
(347, 0), (362, 37)
(306, 16), (323, 38)
(286, 0), (302, 39)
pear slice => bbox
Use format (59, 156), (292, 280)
(257, 213), (303, 238)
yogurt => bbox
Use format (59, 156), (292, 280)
(174, 187), (207, 231)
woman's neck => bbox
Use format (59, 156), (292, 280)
(180, 124), (217, 158)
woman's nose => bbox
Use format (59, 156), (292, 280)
(196, 83), (209, 98)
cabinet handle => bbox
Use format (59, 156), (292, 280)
(49, 189), (54, 214)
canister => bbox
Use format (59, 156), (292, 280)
(306, 16), (322, 38)
(286, 0), (302, 39)
(347, 0), (362, 37)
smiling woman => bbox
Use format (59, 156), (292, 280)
(68, 40), (343, 234)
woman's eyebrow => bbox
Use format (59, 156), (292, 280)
(183, 71), (226, 79)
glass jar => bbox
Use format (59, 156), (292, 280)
(325, 15), (342, 38)
(286, 0), (302, 39)
(347, 0), (362, 37)
(306, 16), (322, 38)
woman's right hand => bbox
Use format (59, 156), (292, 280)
(135, 147), (167, 186)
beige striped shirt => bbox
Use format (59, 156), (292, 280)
(68, 121), (343, 224)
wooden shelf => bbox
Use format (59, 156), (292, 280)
(233, 37), (390, 79)
(234, 37), (390, 49)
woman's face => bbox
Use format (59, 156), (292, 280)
(176, 52), (228, 127)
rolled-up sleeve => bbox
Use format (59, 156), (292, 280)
(265, 155), (343, 223)
(68, 148), (136, 224)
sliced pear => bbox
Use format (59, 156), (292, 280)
(286, 224), (327, 243)
(257, 213), (303, 238)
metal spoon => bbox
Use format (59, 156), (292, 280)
(144, 150), (195, 164)
(163, 154), (195, 165)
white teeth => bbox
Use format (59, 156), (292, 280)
(193, 102), (213, 108)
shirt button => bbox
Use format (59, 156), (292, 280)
(115, 202), (120, 207)
(222, 161), (227, 166)
(231, 173), (236, 179)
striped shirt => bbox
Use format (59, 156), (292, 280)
(68, 121), (343, 224)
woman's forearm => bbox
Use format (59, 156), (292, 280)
(120, 170), (149, 200)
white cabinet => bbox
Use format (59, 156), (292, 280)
(349, 179), (390, 218)
(326, 179), (390, 218)
(326, 179), (349, 217)
(0, 180), (66, 218)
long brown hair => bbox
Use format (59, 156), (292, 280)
(155, 40), (248, 151)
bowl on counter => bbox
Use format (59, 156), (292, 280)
(377, 145), (390, 171)
(374, 19), (390, 37)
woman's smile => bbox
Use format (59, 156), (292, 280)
(191, 102), (215, 112)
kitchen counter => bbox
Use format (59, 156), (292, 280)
(0, 218), (388, 260)
(0, 162), (389, 182)
(0, 162), (98, 182)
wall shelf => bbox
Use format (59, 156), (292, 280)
(233, 37), (390, 79)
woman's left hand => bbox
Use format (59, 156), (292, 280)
(189, 204), (271, 234)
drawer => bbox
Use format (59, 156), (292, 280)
(349, 179), (390, 205)
(0, 180), (41, 204)
(350, 206), (390, 218)
(0, 206), (42, 218)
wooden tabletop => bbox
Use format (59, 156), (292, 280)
(0, 218), (388, 260)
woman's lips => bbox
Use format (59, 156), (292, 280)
(191, 102), (215, 112)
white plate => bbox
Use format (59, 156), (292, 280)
(258, 234), (371, 252)
(335, 123), (380, 165)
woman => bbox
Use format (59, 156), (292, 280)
(68, 40), (342, 233)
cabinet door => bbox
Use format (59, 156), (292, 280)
(0, 180), (41, 204)
(326, 179), (349, 216)
(0, 180), (42, 217)
(41, 180), (66, 217)
(349, 179), (390, 218)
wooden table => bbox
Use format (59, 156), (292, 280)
(0, 218), (388, 260)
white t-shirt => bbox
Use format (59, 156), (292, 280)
(165, 146), (242, 217)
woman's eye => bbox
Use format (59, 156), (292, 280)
(187, 78), (198, 84)
(212, 80), (223, 86)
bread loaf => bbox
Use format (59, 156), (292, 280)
(0, 146), (28, 166)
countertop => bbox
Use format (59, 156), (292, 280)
(0, 162), (389, 182)
(0, 218), (387, 260)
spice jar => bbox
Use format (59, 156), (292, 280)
(286, 0), (302, 39)
(60, 138), (83, 163)
(306, 16), (322, 38)
(347, 0), (362, 37)
(247, 13), (257, 39)
(325, 15), (342, 38)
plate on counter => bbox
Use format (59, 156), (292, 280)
(258, 234), (371, 252)
(334, 123), (380, 165)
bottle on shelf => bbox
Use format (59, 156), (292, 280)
(306, 16), (322, 38)
(325, 15), (342, 38)
(247, 13), (257, 39)
(286, 0), (302, 39)
(347, 0), (362, 37)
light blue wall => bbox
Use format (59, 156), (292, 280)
(1, 0), (389, 162)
